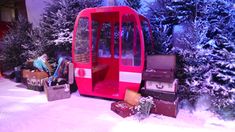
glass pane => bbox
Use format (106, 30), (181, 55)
(121, 14), (141, 66)
(141, 20), (151, 52)
(98, 23), (111, 58)
(92, 20), (99, 63)
(134, 28), (141, 66)
(92, 20), (99, 52)
(114, 23), (119, 58)
(74, 17), (90, 63)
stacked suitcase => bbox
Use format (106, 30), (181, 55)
(141, 55), (179, 118)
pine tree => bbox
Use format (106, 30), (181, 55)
(147, 0), (235, 119)
(40, 0), (102, 58)
(124, 0), (142, 11)
(194, 0), (235, 119)
(146, 0), (196, 53)
(2, 16), (34, 70)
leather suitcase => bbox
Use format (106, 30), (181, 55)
(151, 97), (179, 118)
(27, 71), (48, 91)
(145, 79), (178, 93)
(140, 88), (177, 101)
(143, 55), (176, 82)
(111, 101), (136, 118)
(142, 69), (174, 82)
(124, 89), (141, 106)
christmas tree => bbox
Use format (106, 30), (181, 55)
(194, 0), (235, 119)
(2, 15), (34, 70)
(124, 0), (142, 11)
(147, 0), (235, 119)
(40, 0), (102, 58)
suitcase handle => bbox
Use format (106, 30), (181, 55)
(52, 86), (65, 90)
(155, 84), (163, 89)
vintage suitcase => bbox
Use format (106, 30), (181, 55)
(140, 88), (177, 101)
(143, 55), (176, 82)
(142, 69), (174, 82)
(44, 63), (74, 101)
(27, 71), (48, 91)
(145, 79), (178, 93)
(111, 101), (136, 118)
(151, 97), (179, 118)
(124, 89), (141, 106)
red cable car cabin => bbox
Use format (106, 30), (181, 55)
(72, 6), (153, 100)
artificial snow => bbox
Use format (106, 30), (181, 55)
(0, 78), (235, 132)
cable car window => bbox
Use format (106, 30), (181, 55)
(121, 14), (141, 66)
(134, 27), (141, 66)
(114, 23), (119, 58)
(98, 23), (111, 58)
(92, 20), (99, 52)
(92, 20), (99, 64)
(75, 17), (90, 63)
(141, 20), (151, 52)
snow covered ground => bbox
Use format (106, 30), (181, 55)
(0, 77), (234, 132)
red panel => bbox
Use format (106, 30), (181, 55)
(75, 77), (92, 94)
(97, 58), (119, 81)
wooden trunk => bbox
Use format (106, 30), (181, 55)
(44, 80), (71, 101)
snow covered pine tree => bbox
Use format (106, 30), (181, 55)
(40, 0), (102, 58)
(124, 0), (142, 11)
(147, 0), (235, 119)
(194, 0), (235, 119)
(2, 16), (34, 70)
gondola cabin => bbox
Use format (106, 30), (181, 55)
(72, 6), (153, 100)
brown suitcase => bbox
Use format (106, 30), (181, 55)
(142, 69), (174, 82)
(27, 71), (49, 91)
(151, 97), (179, 118)
(111, 101), (136, 118)
(143, 55), (176, 82)
(124, 89), (141, 106)
(145, 79), (178, 93)
(140, 88), (177, 101)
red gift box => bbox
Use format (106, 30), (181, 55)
(111, 101), (136, 118)
(151, 97), (179, 118)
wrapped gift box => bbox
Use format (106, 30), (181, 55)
(145, 79), (178, 93)
(111, 101), (136, 118)
(151, 97), (179, 118)
(140, 88), (177, 101)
